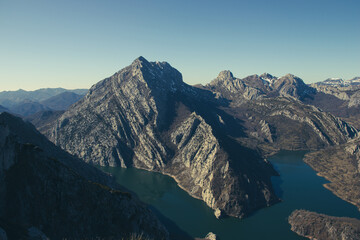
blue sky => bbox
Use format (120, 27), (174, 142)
(0, 0), (359, 90)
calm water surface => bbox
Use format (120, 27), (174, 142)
(101, 151), (360, 240)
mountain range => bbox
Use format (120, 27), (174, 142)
(0, 88), (87, 116)
(28, 57), (356, 221)
(1, 56), (359, 239)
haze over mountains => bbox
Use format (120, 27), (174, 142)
(1, 57), (360, 240)
(0, 88), (87, 116)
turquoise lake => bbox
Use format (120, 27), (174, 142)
(101, 151), (360, 240)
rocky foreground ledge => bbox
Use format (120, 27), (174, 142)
(288, 210), (360, 240)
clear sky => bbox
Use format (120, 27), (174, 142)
(0, 0), (359, 91)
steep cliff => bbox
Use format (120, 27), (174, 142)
(0, 112), (168, 240)
(289, 210), (360, 240)
(45, 57), (279, 218)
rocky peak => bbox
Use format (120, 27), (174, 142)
(125, 56), (184, 93)
(260, 73), (277, 84)
(272, 74), (315, 100)
(216, 70), (234, 81)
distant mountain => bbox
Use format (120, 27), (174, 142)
(25, 110), (65, 133)
(10, 100), (51, 116)
(312, 77), (360, 87)
(202, 71), (357, 154)
(306, 77), (360, 129)
(0, 105), (9, 113)
(348, 77), (360, 86)
(0, 89), (86, 117)
(40, 92), (84, 110)
(205, 71), (315, 104)
(0, 112), (168, 240)
(44, 56), (279, 219)
(0, 88), (87, 109)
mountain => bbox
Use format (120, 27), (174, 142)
(0, 88), (88, 109)
(303, 137), (360, 210)
(347, 77), (360, 86)
(312, 77), (360, 87)
(315, 78), (346, 86)
(0, 89), (86, 117)
(232, 97), (357, 155)
(0, 112), (168, 240)
(10, 100), (51, 116)
(205, 71), (315, 105)
(203, 71), (357, 155)
(289, 210), (360, 240)
(25, 110), (65, 133)
(40, 91), (84, 110)
(44, 56), (279, 219)
(306, 78), (360, 129)
(0, 105), (9, 113)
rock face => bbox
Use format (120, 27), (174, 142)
(289, 210), (360, 240)
(303, 137), (360, 210)
(44, 57), (279, 218)
(0, 112), (168, 240)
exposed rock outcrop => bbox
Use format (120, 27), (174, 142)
(205, 232), (218, 240)
(0, 112), (168, 240)
(44, 57), (279, 218)
(289, 210), (360, 240)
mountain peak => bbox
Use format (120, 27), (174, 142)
(132, 56), (149, 65)
(284, 73), (296, 78)
(260, 73), (276, 79)
(217, 70), (234, 81)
